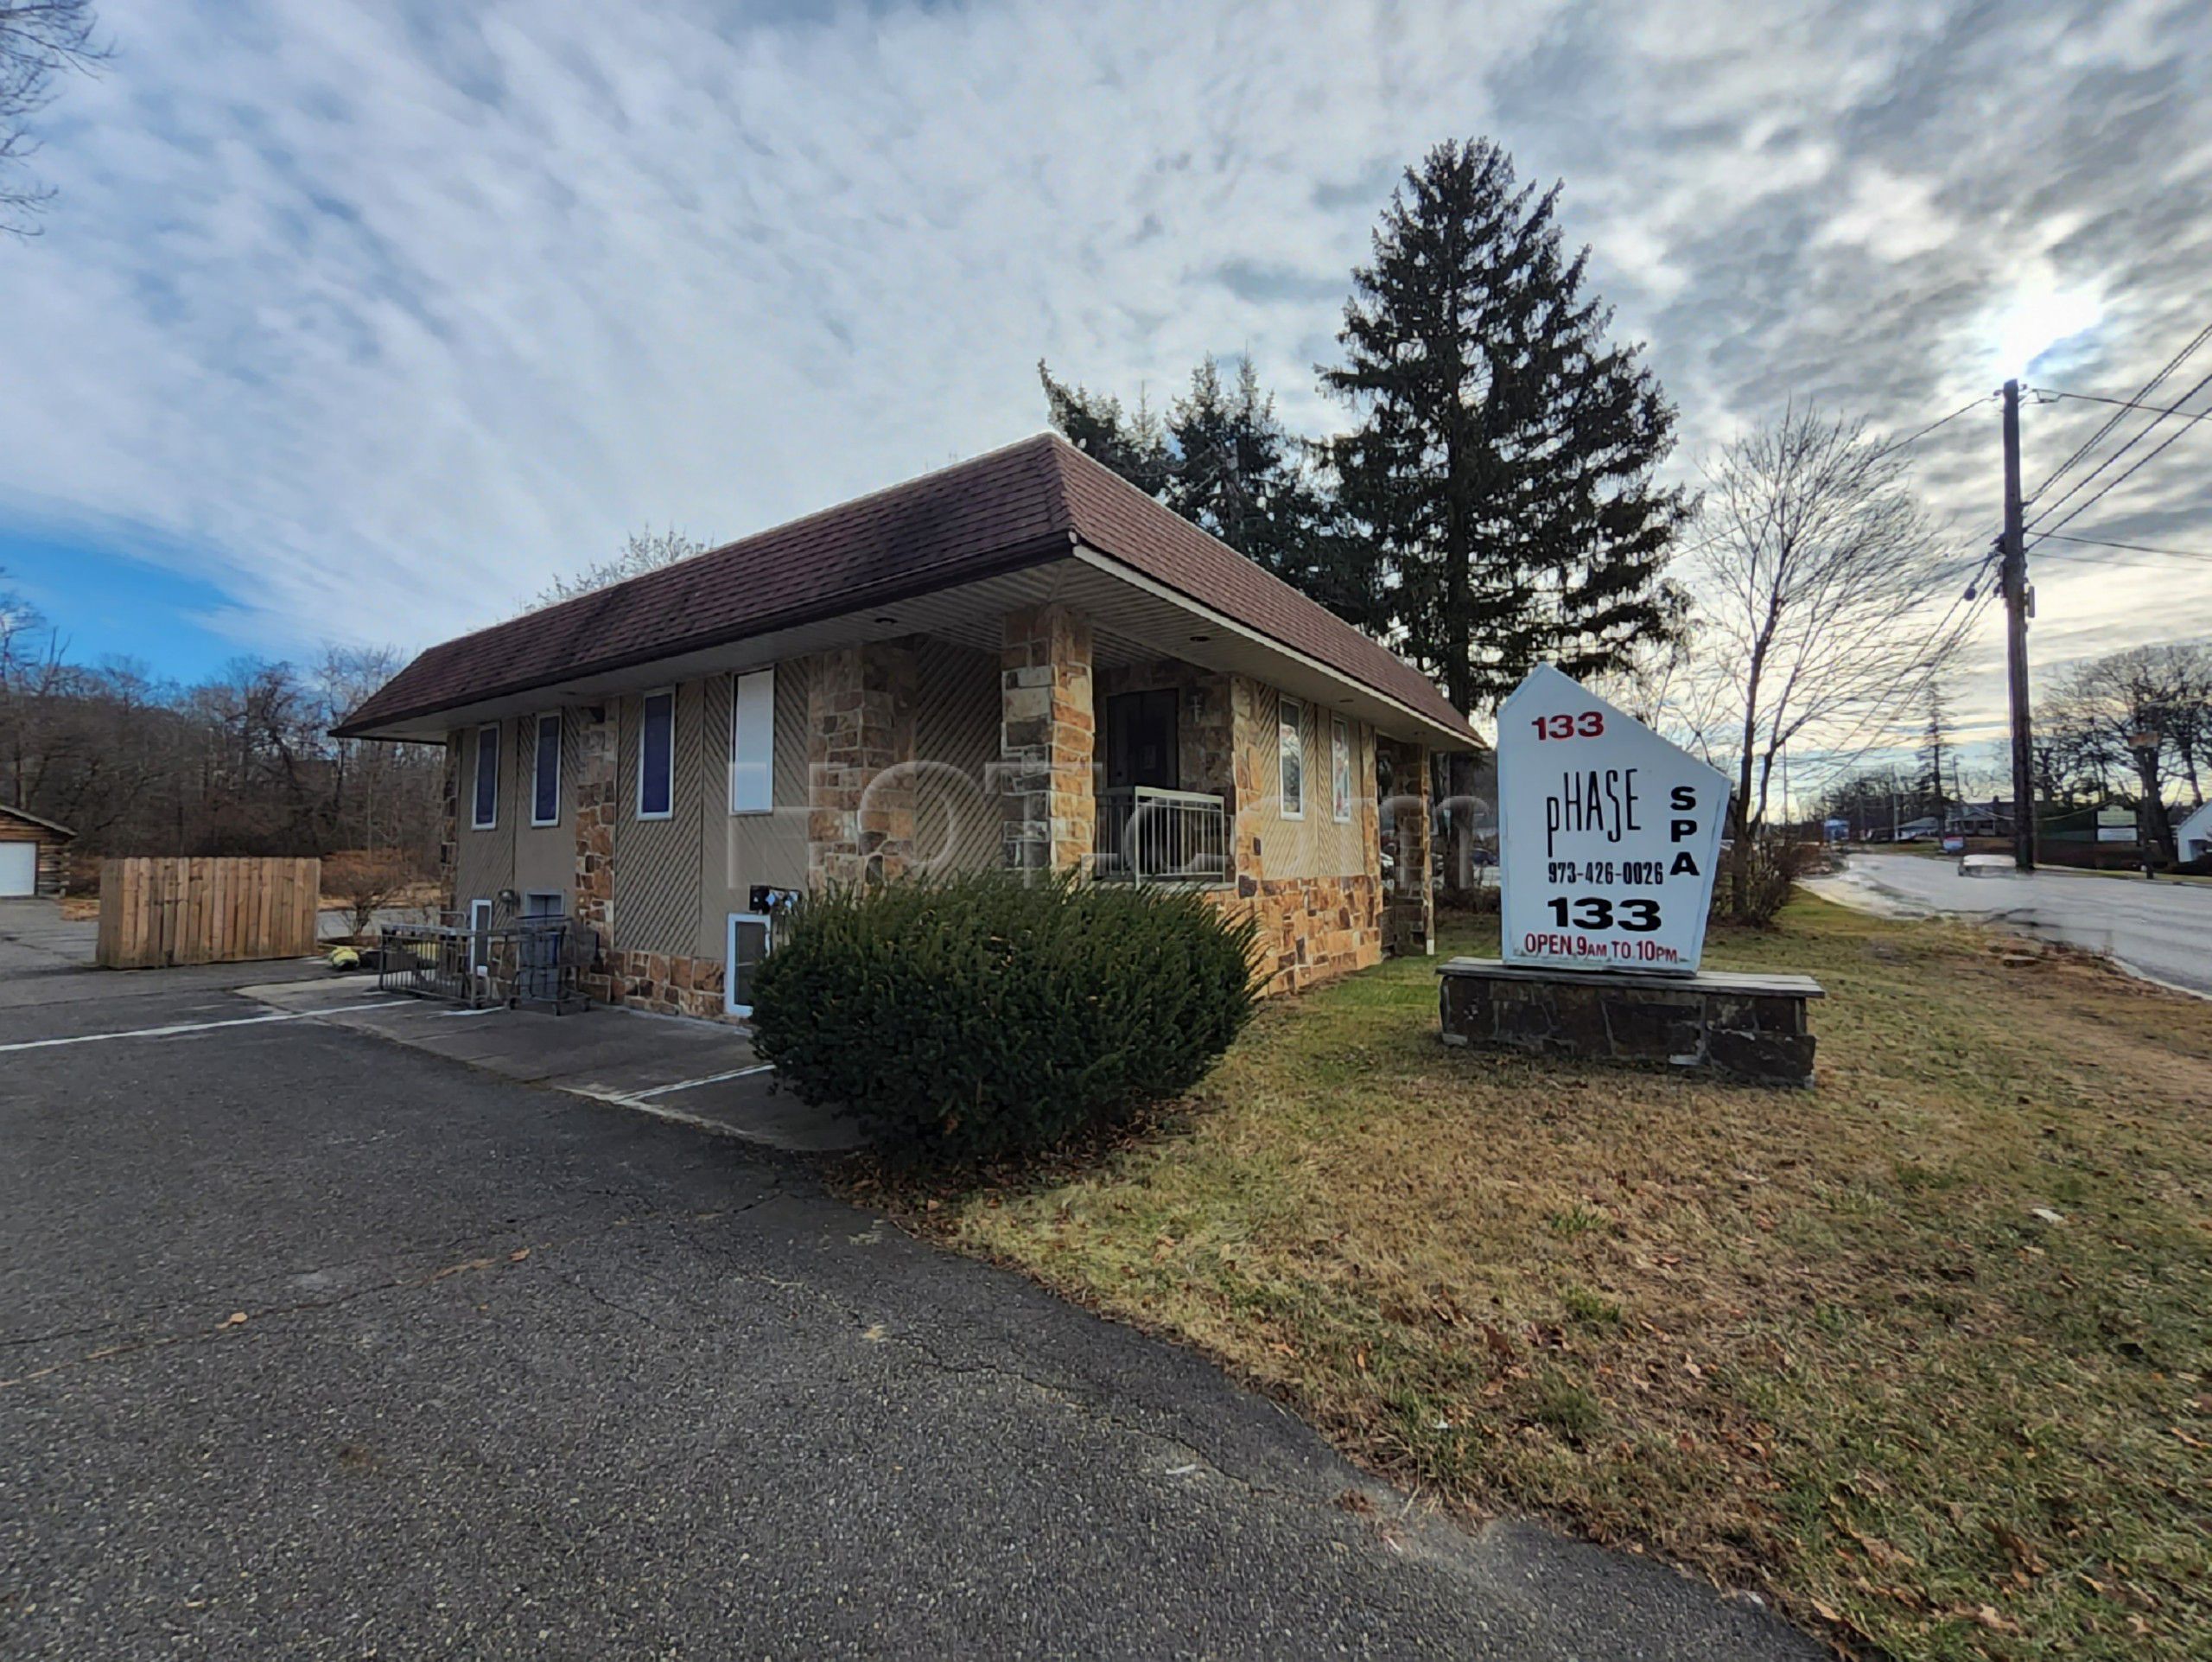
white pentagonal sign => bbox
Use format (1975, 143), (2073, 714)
(1497, 665), (1729, 973)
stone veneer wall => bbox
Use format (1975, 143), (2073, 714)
(808, 641), (918, 887)
(1001, 603), (1095, 874)
(1376, 735), (1434, 957)
(1226, 873), (1385, 997)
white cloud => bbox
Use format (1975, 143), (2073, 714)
(0, 0), (2203, 699)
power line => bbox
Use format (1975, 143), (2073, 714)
(1792, 543), (2002, 779)
(2028, 366), (2212, 544)
(2025, 323), (2212, 506)
(2026, 365), (2212, 538)
(2029, 385), (2212, 425)
(2035, 532), (2212, 562)
(1871, 391), (1998, 460)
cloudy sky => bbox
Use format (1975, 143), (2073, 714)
(2, 0), (2207, 766)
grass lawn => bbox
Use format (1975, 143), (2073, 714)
(885, 896), (2212, 1659)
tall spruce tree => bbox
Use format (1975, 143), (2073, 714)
(1322, 138), (1691, 714)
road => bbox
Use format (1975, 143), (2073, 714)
(1813, 851), (2212, 996)
(0, 907), (1812, 1659)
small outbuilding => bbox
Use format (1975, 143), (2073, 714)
(2177, 799), (2212, 863)
(0, 804), (73, 898)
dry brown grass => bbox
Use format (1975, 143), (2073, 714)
(879, 897), (2212, 1660)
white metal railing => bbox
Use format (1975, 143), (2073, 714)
(1094, 786), (1230, 886)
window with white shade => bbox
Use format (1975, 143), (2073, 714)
(531, 712), (562, 827)
(1278, 695), (1304, 818)
(638, 690), (675, 819)
(472, 723), (499, 829)
(1332, 716), (1352, 823)
(729, 669), (774, 814)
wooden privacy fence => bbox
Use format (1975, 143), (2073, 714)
(96, 857), (321, 969)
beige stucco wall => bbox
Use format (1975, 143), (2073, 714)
(698, 661), (814, 959)
(513, 710), (580, 904)
(452, 719), (517, 910)
(449, 712), (580, 913)
(912, 639), (1002, 875)
(1243, 682), (1377, 882)
(611, 682), (707, 958)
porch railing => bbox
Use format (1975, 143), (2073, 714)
(1094, 786), (1230, 887)
(376, 914), (594, 1012)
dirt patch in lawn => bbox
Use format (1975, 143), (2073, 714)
(858, 897), (2212, 1660)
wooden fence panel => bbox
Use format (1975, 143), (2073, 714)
(95, 857), (321, 970)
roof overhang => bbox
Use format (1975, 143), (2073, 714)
(338, 551), (1477, 755)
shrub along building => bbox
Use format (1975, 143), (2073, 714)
(334, 436), (1472, 1018)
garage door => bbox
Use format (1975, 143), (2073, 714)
(0, 842), (35, 896)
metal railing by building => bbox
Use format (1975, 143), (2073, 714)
(1094, 786), (1230, 887)
(376, 912), (595, 1013)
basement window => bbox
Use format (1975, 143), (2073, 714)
(638, 690), (675, 820)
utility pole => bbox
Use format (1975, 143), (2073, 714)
(1999, 379), (2037, 869)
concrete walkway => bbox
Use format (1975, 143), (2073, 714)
(238, 977), (865, 1152)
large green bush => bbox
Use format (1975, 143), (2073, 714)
(749, 871), (1260, 1159)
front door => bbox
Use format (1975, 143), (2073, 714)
(1105, 690), (1179, 791)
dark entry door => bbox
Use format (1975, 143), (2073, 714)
(1105, 690), (1179, 791)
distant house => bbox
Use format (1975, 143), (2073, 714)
(1896, 815), (1943, 842)
(0, 804), (73, 897)
(335, 436), (1475, 1016)
(2177, 800), (2212, 863)
(1947, 799), (2014, 837)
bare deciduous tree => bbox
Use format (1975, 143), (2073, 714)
(2042, 642), (2212, 858)
(1679, 405), (1965, 917)
(524, 525), (712, 613)
(1, 0), (107, 237)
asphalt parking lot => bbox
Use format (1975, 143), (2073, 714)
(0, 904), (1815, 1658)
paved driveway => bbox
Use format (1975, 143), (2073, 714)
(0, 942), (1813, 1658)
(1813, 850), (2212, 996)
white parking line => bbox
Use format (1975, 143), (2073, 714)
(628, 1063), (774, 1098)
(0, 1000), (410, 1054)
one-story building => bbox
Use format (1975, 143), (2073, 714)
(2176, 799), (2212, 863)
(334, 435), (1473, 1018)
(0, 804), (73, 898)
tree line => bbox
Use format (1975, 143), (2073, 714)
(0, 578), (442, 870)
(1814, 643), (2212, 856)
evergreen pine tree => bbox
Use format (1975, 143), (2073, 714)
(1321, 138), (1691, 713)
(1038, 361), (1173, 497)
(1039, 357), (1382, 629)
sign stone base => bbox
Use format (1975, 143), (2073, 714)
(1437, 958), (1825, 1088)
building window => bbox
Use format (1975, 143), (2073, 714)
(472, 723), (499, 830)
(531, 712), (563, 827)
(729, 668), (774, 814)
(1332, 716), (1352, 823)
(726, 911), (772, 1017)
(1278, 695), (1304, 819)
(638, 690), (675, 819)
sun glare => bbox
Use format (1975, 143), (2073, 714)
(1991, 277), (2104, 378)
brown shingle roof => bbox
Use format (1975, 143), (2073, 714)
(335, 434), (1468, 740)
